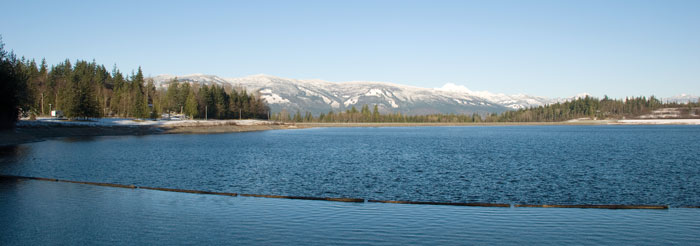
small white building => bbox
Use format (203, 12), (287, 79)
(51, 110), (64, 118)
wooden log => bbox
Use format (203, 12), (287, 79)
(139, 186), (237, 196)
(368, 200), (510, 207)
(515, 204), (668, 209)
(239, 193), (364, 203)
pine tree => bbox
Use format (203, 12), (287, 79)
(361, 104), (370, 121)
(293, 109), (302, 122)
(184, 89), (198, 119)
(372, 104), (380, 122)
(146, 78), (158, 118)
(130, 67), (148, 118)
(164, 80), (179, 113)
(178, 82), (191, 114)
(65, 61), (100, 118)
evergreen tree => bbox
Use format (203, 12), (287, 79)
(130, 67), (148, 118)
(65, 61), (100, 118)
(361, 104), (371, 121)
(164, 80), (179, 113)
(293, 109), (302, 122)
(0, 38), (29, 129)
(178, 82), (191, 114)
(184, 89), (198, 119)
(109, 67), (127, 116)
(372, 104), (380, 122)
(146, 78), (158, 118)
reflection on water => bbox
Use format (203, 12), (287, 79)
(0, 145), (30, 164)
(1, 179), (698, 245)
(59, 136), (100, 143)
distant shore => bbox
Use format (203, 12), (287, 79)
(1, 118), (699, 146)
(295, 118), (700, 128)
(294, 121), (608, 128)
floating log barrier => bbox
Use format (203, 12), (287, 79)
(368, 200), (510, 207)
(63, 180), (138, 189)
(138, 186), (237, 196)
(239, 193), (364, 203)
(0, 175), (690, 209)
(0, 175), (137, 188)
(0, 175), (236, 196)
(515, 204), (668, 209)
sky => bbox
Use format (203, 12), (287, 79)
(2, 0), (699, 98)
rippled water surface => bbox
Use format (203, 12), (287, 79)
(1, 125), (700, 206)
(1, 179), (698, 245)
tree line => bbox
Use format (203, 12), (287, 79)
(20, 59), (269, 120)
(0, 38), (269, 129)
(272, 104), (485, 123)
(273, 96), (700, 123)
(159, 80), (269, 120)
(494, 95), (699, 122)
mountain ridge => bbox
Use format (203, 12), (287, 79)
(150, 74), (698, 115)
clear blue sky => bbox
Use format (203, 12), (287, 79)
(2, 0), (699, 98)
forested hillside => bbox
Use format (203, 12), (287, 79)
(274, 96), (700, 123)
(495, 96), (699, 122)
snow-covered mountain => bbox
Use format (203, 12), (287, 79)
(153, 73), (230, 86)
(663, 94), (699, 104)
(150, 74), (589, 115)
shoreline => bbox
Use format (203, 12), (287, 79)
(0, 121), (294, 147)
(2, 118), (699, 146)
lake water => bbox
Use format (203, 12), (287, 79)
(1, 179), (698, 245)
(2, 125), (700, 244)
(1, 125), (699, 206)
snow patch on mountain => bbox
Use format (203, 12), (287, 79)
(436, 83), (555, 109)
(366, 89), (385, 97)
(260, 93), (290, 104)
(344, 96), (360, 107)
